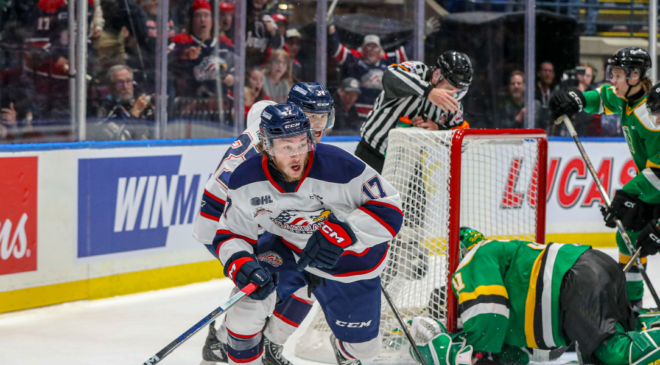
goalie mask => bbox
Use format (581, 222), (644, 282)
(458, 227), (485, 260)
(260, 102), (316, 157)
(647, 82), (660, 128)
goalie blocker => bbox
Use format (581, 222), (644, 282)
(412, 228), (660, 365)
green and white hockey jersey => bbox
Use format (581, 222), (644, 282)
(583, 84), (660, 204)
(451, 240), (590, 353)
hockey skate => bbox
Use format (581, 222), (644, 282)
(262, 336), (293, 365)
(330, 335), (361, 365)
(201, 320), (228, 364)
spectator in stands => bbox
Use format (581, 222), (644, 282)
(534, 61), (558, 132)
(219, 2), (234, 37)
(262, 49), (292, 103)
(244, 86), (256, 119)
(328, 25), (410, 122)
(169, 0), (235, 98)
(271, 13), (288, 37)
(245, 0), (282, 69)
(285, 28), (303, 83)
(95, 65), (154, 120)
(88, 65), (154, 140)
(331, 77), (361, 135)
(247, 67), (269, 102)
(495, 70), (525, 128)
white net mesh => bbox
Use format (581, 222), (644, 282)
(295, 129), (545, 364)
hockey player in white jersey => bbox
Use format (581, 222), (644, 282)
(211, 102), (403, 365)
(194, 83), (336, 365)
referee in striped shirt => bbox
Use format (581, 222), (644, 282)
(355, 51), (474, 173)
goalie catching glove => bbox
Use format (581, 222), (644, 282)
(296, 212), (356, 271)
(224, 252), (278, 300)
(549, 88), (586, 120)
(600, 190), (650, 231)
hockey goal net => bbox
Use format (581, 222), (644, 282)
(295, 128), (547, 364)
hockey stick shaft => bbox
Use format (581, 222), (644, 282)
(140, 283), (258, 365)
(561, 115), (660, 308)
(381, 285), (427, 365)
(624, 247), (643, 273)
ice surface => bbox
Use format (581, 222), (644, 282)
(0, 248), (658, 365)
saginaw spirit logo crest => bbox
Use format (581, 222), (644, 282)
(271, 208), (331, 234)
(258, 251), (283, 267)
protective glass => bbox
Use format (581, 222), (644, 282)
(266, 130), (316, 157)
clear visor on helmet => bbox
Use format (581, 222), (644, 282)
(454, 87), (469, 101)
(305, 109), (336, 133)
(265, 129), (316, 157)
(647, 105), (660, 127)
(605, 65), (641, 83)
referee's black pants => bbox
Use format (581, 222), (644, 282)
(355, 140), (385, 174)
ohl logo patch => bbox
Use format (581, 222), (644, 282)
(270, 208), (330, 234)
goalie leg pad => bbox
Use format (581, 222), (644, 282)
(409, 317), (473, 365)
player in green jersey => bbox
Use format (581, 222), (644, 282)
(550, 47), (660, 307)
(409, 228), (660, 365)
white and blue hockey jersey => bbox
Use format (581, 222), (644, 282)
(193, 101), (275, 245)
(212, 143), (403, 283)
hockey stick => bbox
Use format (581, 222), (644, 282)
(559, 115), (660, 308)
(381, 285), (428, 365)
(140, 283), (258, 365)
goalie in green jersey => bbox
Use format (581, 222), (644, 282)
(410, 228), (660, 365)
(550, 47), (660, 308)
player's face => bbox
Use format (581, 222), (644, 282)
(192, 9), (212, 40)
(112, 69), (134, 102)
(220, 12), (233, 32)
(363, 43), (381, 64)
(609, 68), (640, 97)
(306, 113), (328, 142)
(271, 134), (311, 180)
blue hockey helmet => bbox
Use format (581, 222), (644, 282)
(287, 82), (336, 131)
(260, 102), (315, 157)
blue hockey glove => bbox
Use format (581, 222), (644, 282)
(296, 213), (357, 271)
(224, 252), (278, 300)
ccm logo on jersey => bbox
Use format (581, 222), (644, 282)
(335, 320), (372, 328)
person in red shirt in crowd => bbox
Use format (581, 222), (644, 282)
(328, 25), (412, 122)
(168, 0), (235, 98)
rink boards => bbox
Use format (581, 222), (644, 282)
(0, 136), (631, 313)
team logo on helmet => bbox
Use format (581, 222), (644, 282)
(258, 251), (283, 267)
